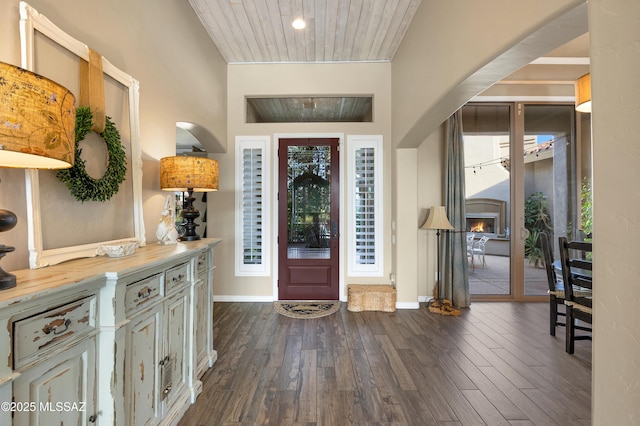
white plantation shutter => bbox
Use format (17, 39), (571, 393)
(355, 147), (376, 264)
(236, 136), (270, 276)
(348, 135), (383, 276)
(242, 148), (262, 264)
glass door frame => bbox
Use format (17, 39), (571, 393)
(468, 102), (579, 302)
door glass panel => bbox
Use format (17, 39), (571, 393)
(463, 104), (512, 296)
(287, 145), (331, 259)
(523, 104), (576, 295)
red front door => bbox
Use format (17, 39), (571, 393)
(278, 138), (340, 300)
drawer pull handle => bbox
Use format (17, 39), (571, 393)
(44, 318), (71, 335)
(89, 414), (97, 423)
(172, 274), (185, 283)
(138, 287), (152, 299)
(163, 383), (173, 394)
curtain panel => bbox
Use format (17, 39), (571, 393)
(443, 110), (470, 308)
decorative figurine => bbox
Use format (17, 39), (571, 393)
(156, 195), (179, 244)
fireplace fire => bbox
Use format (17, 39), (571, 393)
(466, 216), (496, 235)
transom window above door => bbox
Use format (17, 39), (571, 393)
(246, 96), (373, 123)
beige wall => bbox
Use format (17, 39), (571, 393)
(392, 0), (585, 150)
(589, 0), (640, 422)
(210, 62), (393, 301)
(0, 0), (226, 271)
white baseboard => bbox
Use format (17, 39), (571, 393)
(395, 302), (420, 309)
(213, 296), (428, 310)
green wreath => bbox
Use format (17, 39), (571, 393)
(57, 106), (127, 203)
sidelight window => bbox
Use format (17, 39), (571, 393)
(235, 136), (270, 276)
(348, 135), (383, 276)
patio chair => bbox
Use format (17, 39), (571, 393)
(470, 235), (490, 268)
(558, 237), (593, 354)
(466, 233), (476, 268)
(540, 231), (565, 336)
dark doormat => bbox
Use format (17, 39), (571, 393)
(274, 301), (341, 319)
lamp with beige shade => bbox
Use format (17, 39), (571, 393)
(420, 206), (460, 316)
(0, 61), (76, 290)
(160, 156), (218, 241)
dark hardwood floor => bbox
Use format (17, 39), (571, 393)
(179, 302), (591, 425)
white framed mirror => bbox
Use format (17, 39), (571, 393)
(20, 2), (145, 268)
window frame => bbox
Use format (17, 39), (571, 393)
(347, 135), (383, 276)
(235, 135), (270, 276)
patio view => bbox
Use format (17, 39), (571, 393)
(463, 104), (591, 299)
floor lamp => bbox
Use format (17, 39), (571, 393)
(421, 206), (460, 316)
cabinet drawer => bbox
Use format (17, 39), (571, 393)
(196, 252), (208, 276)
(13, 296), (96, 368)
(125, 273), (162, 315)
(165, 262), (189, 293)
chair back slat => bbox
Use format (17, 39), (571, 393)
(540, 232), (560, 293)
(558, 237), (593, 300)
(558, 236), (593, 353)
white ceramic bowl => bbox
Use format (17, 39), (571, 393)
(97, 240), (139, 258)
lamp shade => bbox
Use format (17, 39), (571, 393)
(421, 206), (454, 230)
(160, 156), (219, 192)
(0, 61), (76, 169)
(575, 73), (591, 113)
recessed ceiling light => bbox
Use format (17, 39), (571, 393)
(292, 18), (306, 30)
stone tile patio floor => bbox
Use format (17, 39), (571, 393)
(469, 254), (548, 296)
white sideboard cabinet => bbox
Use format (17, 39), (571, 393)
(0, 238), (220, 426)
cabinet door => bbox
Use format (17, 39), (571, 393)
(13, 336), (96, 426)
(125, 305), (162, 426)
(163, 288), (190, 411)
(194, 278), (209, 377)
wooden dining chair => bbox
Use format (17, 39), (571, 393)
(558, 236), (593, 354)
(540, 232), (565, 336)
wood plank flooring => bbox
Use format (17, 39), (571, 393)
(179, 302), (591, 425)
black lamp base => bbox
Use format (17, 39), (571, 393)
(0, 244), (16, 290)
(0, 209), (17, 291)
(179, 190), (201, 241)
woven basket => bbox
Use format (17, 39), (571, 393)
(347, 284), (397, 312)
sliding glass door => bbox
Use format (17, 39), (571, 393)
(463, 103), (585, 301)
(522, 104), (578, 296)
(463, 104), (512, 297)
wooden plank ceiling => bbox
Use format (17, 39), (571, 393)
(188, 0), (422, 63)
(184, 1), (589, 126)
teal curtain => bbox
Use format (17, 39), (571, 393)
(442, 110), (470, 308)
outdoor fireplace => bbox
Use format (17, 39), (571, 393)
(466, 214), (497, 235)
(465, 198), (507, 238)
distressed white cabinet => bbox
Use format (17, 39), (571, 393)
(125, 302), (163, 426)
(0, 238), (221, 426)
(13, 336), (97, 425)
(162, 285), (191, 417)
(11, 293), (100, 425)
(193, 249), (216, 379)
